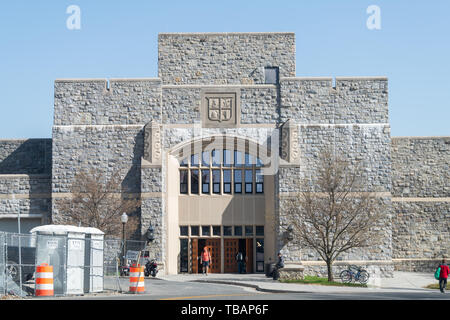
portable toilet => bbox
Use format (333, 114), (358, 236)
(85, 231), (104, 293)
(30, 225), (104, 295)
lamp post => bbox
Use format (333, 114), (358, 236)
(121, 213), (128, 266)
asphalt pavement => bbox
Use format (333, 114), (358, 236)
(32, 271), (449, 300)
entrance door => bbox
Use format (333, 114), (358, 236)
(246, 238), (253, 273)
(191, 239), (198, 274)
(192, 238), (221, 273)
(224, 239), (239, 273)
(205, 239), (221, 273)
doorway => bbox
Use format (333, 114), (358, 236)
(223, 238), (253, 273)
(187, 237), (254, 274)
(192, 238), (221, 273)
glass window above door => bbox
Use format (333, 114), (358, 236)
(178, 148), (264, 196)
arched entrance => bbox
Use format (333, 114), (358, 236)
(164, 135), (276, 274)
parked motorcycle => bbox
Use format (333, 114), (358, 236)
(144, 259), (158, 277)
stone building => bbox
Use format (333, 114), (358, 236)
(0, 32), (448, 276)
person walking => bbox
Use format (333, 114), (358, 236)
(236, 251), (245, 274)
(201, 247), (212, 276)
(438, 258), (449, 293)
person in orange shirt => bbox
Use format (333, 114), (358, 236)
(201, 247), (212, 275)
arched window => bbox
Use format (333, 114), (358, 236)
(179, 148), (264, 195)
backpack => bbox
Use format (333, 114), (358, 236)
(236, 252), (243, 261)
(434, 267), (441, 280)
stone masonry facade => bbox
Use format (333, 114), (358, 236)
(391, 137), (450, 272)
(0, 139), (52, 229)
(0, 33), (448, 276)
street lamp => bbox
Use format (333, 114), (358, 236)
(121, 213), (128, 266)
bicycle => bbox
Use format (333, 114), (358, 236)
(340, 265), (370, 284)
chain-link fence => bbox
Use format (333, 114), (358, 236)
(0, 231), (147, 298)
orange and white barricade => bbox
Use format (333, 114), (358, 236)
(35, 263), (54, 297)
(129, 264), (145, 293)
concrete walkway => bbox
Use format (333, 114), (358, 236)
(157, 271), (438, 294)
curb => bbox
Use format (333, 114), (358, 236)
(190, 279), (311, 294)
(189, 279), (426, 295)
(119, 276), (165, 281)
(154, 276), (437, 295)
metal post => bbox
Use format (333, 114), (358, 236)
(122, 223), (125, 266)
(120, 213), (128, 268)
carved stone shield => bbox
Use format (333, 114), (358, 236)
(207, 97), (233, 122)
(201, 89), (240, 128)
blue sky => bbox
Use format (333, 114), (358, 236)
(0, 1), (448, 138)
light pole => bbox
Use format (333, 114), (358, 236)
(121, 212), (128, 266)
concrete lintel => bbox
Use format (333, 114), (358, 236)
(0, 174), (51, 179)
(0, 214), (43, 219)
(301, 260), (393, 266)
(392, 136), (450, 140)
(162, 84), (277, 89)
(0, 193), (51, 199)
(391, 197), (450, 202)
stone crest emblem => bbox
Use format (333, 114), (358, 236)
(207, 97), (233, 122)
(201, 89), (240, 128)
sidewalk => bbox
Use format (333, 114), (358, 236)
(157, 271), (437, 294)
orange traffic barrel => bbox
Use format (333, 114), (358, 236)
(129, 264), (145, 293)
(35, 263), (54, 297)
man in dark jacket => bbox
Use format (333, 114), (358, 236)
(276, 252), (285, 269)
(438, 258), (449, 293)
(272, 252), (285, 280)
(236, 251), (245, 274)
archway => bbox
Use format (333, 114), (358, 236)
(164, 135), (276, 274)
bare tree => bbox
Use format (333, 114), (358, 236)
(58, 168), (141, 238)
(286, 149), (386, 281)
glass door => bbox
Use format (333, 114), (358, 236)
(256, 238), (264, 273)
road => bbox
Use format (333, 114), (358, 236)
(11, 278), (446, 320)
(78, 278), (450, 300)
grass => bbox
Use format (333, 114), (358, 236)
(280, 275), (367, 288)
(425, 283), (449, 290)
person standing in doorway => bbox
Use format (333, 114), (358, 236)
(438, 258), (449, 293)
(201, 247), (212, 275)
(236, 251), (245, 274)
